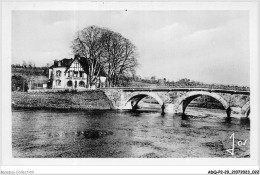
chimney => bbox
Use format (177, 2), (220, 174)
(75, 54), (80, 60)
(54, 60), (58, 66)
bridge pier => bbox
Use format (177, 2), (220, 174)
(131, 101), (140, 110)
(161, 103), (165, 114)
(226, 107), (231, 118)
(229, 107), (247, 119)
(164, 103), (175, 113)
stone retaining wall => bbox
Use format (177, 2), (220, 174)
(12, 90), (113, 110)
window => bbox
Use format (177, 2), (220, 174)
(75, 62), (79, 68)
(56, 70), (61, 77)
(56, 80), (61, 86)
(68, 71), (73, 77)
(79, 81), (85, 87)
(67, 80), (73, 87)
(80, 72), (83, 78)
(74, 71), (78, 77)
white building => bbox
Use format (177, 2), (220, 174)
(49, 56), (106, 89)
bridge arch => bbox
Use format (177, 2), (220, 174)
(175, 91), (230, 116)
(124, 92), (164, 110)
(241, 101), (250, 118)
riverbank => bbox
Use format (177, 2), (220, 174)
(12, 90), (113, 110)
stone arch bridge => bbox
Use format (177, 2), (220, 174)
(102, 87), (250, 118)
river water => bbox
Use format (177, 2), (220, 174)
(12, 107), (250, 158)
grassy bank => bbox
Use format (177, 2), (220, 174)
(12, 90), (113, 110)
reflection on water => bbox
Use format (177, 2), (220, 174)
(12, 107), (250, 158)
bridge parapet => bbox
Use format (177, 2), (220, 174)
(101, 87), (250, 95)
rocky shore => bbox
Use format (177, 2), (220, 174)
(12, 90), (113, 110)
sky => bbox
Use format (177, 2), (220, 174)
(12, 11), (249, 86)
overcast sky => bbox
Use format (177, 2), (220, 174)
(12, 11), (249, 86)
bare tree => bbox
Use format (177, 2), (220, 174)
(116, 38), (138, 85)
(101, 30), (138, 87)
(71, 25), (138, 87)
(72, 26), (107, 87)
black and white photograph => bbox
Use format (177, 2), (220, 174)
(1, 1), (259, 174)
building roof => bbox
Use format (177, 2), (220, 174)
(77, 57), (107, 77)
(50, 56), (106, 77)
(50, 58), (73, 68)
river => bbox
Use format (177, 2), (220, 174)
(12, 107), (250, 158)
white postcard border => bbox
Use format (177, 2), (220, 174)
(1, 1), (259, 167)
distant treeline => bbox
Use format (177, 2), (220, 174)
(11, 64), (249, 91)
(131, 77), (249, 91)
(12, 65), (49, 77)
(11, 65), (50, 92)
